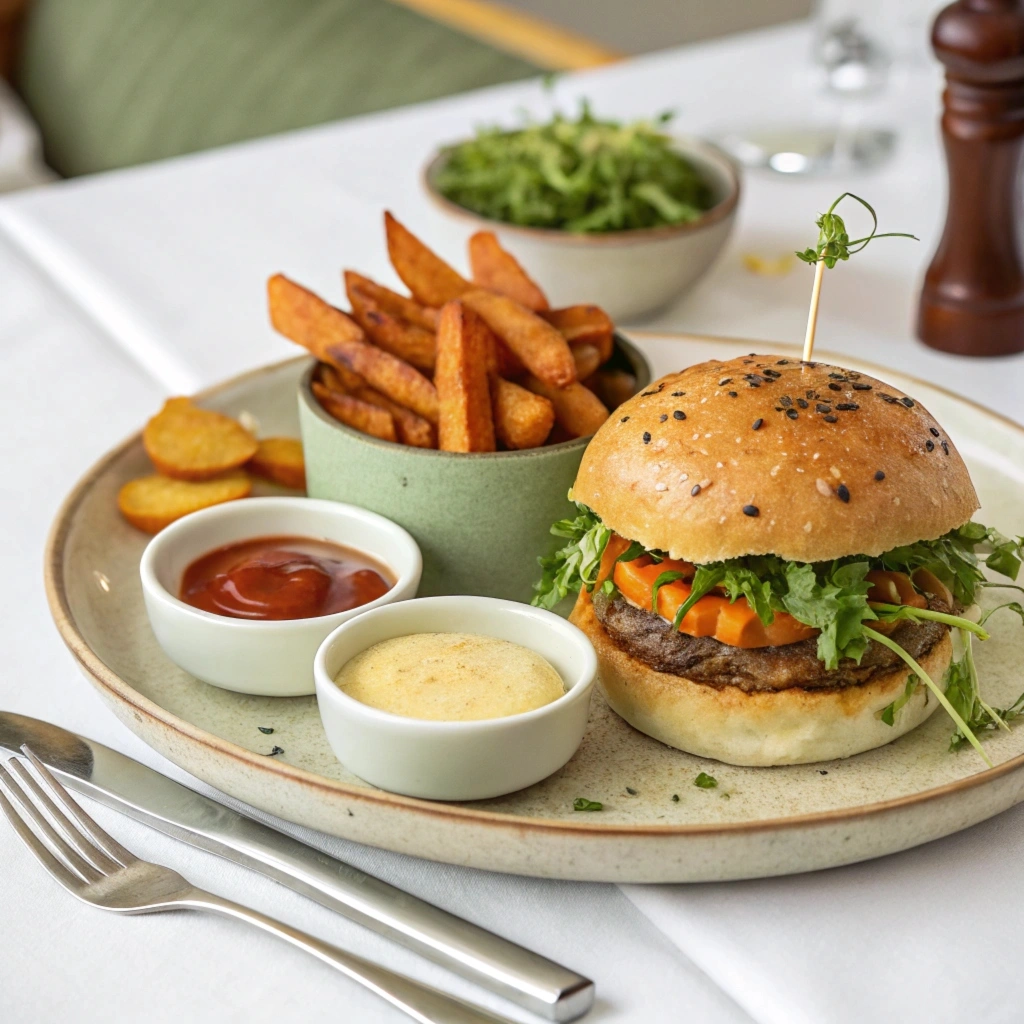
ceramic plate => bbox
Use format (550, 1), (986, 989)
(46, 335), (1024, 882)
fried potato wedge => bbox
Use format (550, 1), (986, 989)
(269, 275), (438, 423)
(247, 437), (306, 490)
(312, 381), (397, 442)
(118, 472), (251, 533)
(435, 302), (496, 452)
(468, 231), (549, 312)
(461, 289), (575, 388)
(343, 271), (438, 331)
(540, 305), (614, 363)
(571, 343), (603, 382)
(142, 398), (257, 481)
(524, 377), (609, 438)
(317, 361), (365, 394)
(589, 368), (638, 410)
(491, 377), (555, 450)
(348, 284), (436, 373)
(384, 212), (469, 307)
(354, 387), (436, 449)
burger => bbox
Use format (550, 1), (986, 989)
(533, 354), (1024, 766)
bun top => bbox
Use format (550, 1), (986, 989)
(572, 354), (979, 563)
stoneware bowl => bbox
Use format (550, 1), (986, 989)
(314, 595), (597, 800)
(422, 136), (740, 321)
(140, 496), (422, 697)
(298, 334), (650, 603)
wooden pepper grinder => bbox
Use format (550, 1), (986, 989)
(917, 0), (1024, 356)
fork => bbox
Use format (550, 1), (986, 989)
(0, 747), (512, 1024)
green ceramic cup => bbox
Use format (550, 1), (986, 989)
(297, 334), (651, 603)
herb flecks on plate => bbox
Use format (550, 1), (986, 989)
(573, 797), (604, 811)
(433, 103), (713, 234)
(694, 772), (718, 789)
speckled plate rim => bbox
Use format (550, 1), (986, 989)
(44, 336), (1024, 842)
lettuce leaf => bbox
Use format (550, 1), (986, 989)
(531, 503), (610, 610)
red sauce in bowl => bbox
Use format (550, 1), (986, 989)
(180, 535), (393, 621)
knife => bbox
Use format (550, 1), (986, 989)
(0, 712), (593, 1021)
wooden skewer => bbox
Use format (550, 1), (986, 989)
(802, 257), (826, 362)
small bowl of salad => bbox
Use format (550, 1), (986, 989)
(423, 104), (740, 321)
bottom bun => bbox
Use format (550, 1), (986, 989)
(570, 594), (951, 766)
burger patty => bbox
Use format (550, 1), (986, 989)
(591, 591), (950, 692)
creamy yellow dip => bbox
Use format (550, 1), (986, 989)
(334, 632), (565, 721)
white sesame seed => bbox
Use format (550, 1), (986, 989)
(770, 465), (780, 477)
(830, 466), (842, 479)
(699, 478), (712, 489)
(716, 461), (724, 468)
(770, 519), (776, 527)
(700, 449), (708, 456)
(655, 482), (667, 492)
(894, 497), (901, 505)
(816, 478), (832, 497)
(813, 452), (820, 460)
(730, 458), (739, 466)
(692, 432), (699, 440)
(705, 432), (712, 438)
(719, 515), (727, 524)
(796, 468), (805, 473)
(804, 521), (813, 532)
(701, 397), (708, 404)
(735, 437), (742, 443)
(679, 473), (688, 482)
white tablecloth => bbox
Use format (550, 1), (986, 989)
(2, 20), (1022, 1024)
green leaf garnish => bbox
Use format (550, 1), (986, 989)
(573, 797), (604, 811)
(880, 676), (918, 727)
(434, 102), (713, 233)
(694, 772), (718, 789)
(532, 501), (610, 609)
(795, 192), (918, 268)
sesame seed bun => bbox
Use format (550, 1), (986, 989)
(570, 594), (950, 766)
(571, 355), (979, 563)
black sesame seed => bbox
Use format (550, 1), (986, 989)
(673, 410), (686, 420)
(625, 786), (638, 795)
(901, 397), (915, 408)
(786, 408), (799, 420)
(268, 746), (285, 757)
(835, 402), (859, 411)
(797, 398), (809, 409)
(925, 439), (934, 451)
(691, 484), (702, 496)
(878, 393), (897, 404)
(642, 431), (651, 444)
(641, 390), (657, 397)
(779, 395), (793, 408)
(671, 391), (685, 397)
(728, 391), (738, 397)
(874, 470), (885, 481)
(749, 352), (757, 357)
(815, 403), (832, 414)
(659, 414), (668, 422)
(742, 504), (760, 517)
(828, 382), (843, 392)
(621, 416), (630, 422)
(819, 770), (828, 775)
(824, 414), (838, 423)
(718, 377), (733, 385)
(777, 359), (789, 365)
(748, 381), (761, 388)
(806, 389), (817, 400)
(828, 373), (847, 381)
(852, 382), (872, 391)
(752, 418), (763, 430)
(762, 369), (781, 379)
(929, 427), (940, 437)
(837, 484), (850, 503)
(941, 440), (949, 455)
(774, 406), (784, 412)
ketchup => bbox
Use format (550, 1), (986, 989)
(180, 535), (392, 621)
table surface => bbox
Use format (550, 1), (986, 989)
(1, 20), (1022, 1024)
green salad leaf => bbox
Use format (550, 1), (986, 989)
(433, 102), (713, 233)
(532, 503), (610, 610)
(880, 676), (919, 727)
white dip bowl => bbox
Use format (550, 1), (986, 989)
(140, 497), (421, 697)
(314, 596), (597, 800)
(423, 135), (740, 322)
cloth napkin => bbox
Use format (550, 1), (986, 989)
(624, 803), (1024, 1024)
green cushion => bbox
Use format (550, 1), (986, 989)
(15, 0), (539, 177)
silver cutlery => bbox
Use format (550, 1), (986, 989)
(0, 711), (593, 1021)
(0, 746), (513, 1024)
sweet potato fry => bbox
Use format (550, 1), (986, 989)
(142, 398), (257, 481)
(312, 381), (397, 442)
(589, 368), (638, 410)
(354, 387), (436, 449)
(435, 303), (496, 452)
(247, 437), (306, 490)
(572, 343), (603, 382)
(269, 275), (438, 423)
(524, 376), (610, 438)
(384, 212), (470, 307)
(491, 378), (555, 450)
(461, 289), (575, 388)
(317, 361), (365, 394)
(118, 472), (251, 533)
(343, 270), (438, 331)
(540, 305), (614, 363)
(348, 285), (436, 373)
(468, 231), (549, 312)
